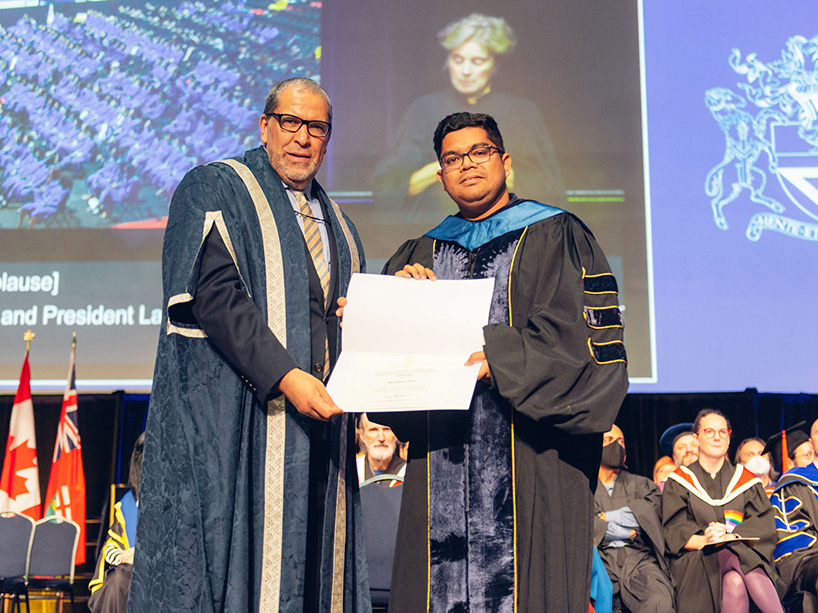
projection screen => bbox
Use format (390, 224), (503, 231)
(0, 0), (814, 395)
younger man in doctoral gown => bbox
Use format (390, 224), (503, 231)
(130, 78), (369, 612)
(594, 425), (675, 613)
(374, 112), (629, 612)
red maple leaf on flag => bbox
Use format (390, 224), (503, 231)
(3, 435), (38, 499)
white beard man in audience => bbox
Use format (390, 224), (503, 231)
(357, 413), (406, 486)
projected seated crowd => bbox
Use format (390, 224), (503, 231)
(0, 1), (319, 228)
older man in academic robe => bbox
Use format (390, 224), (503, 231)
(130, 78), (369, 612)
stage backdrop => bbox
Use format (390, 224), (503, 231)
(0, 0), (815, 395)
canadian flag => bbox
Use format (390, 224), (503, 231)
(0, 351), (42, 520)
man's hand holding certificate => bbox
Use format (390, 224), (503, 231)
(327, 273), (495, 412)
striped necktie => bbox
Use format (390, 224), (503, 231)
(293, 190), (330, 305)
(293, 189), (330, 378)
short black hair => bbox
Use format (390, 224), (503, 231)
(433, 112), (505, 158)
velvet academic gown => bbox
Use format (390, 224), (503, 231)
(130, 147), (370, 613)
(594, 471), (675, 613)
(375, 199), (629, 613)
(662, 461), (785, 613)
(771, 463), (818, 612)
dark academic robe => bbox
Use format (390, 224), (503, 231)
(130, 147), (370, 613)
(375, 199), (629, 613)
(594, 471), (675, 613)
(771, 463), (818, 612)
(662, 461), (785, 613)
(372, 89), (566, 224)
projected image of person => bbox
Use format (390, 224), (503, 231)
(129, 78), (369, 612)
(373, 13), (566, 223)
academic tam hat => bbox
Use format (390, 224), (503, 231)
(659, 423), (695, 458)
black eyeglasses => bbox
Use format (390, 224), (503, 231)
(439, 145), (503, 171)
(267, 112), (331, 138)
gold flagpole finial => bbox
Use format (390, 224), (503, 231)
(24, 330), (35, 352)
(72, 332), (77, 349)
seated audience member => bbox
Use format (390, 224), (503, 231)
(770, 460), (818, 612)
(663, 409), (785, 613)
(88, 433), (144, 613)
(357, 413), (406, 486)
(764, 423), (814, 475)
(660, 423), (699, 468)
(653, 456), (676, 492)
(595, 425), (675, 613)
(810, 418), (818, 459)
(735, 437), (775, 489)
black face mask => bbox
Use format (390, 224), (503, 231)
(601, 442), (626, 469)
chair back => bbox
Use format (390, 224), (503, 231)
(359, 477), (403, 607)
(0, 512), (35, 579)
(29, 517), (80, 583)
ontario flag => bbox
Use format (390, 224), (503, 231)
(0, 350), (41, 520)
(44, 338), (86, 564)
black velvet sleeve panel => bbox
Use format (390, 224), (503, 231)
(190, 227), (298, 402)
(483, 213), (628, 436)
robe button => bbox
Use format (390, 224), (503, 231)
(314, 363), (323, 373)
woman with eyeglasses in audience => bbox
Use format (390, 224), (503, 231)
(662, 409), (785, 613)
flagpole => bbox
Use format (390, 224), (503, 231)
(24, 329), (35, 353)
(1, 330), (41, 520)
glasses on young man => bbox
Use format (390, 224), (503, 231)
(268, 112), (331, 138)
(439, 145), (504, 172)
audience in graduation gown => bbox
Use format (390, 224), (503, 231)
(662, 409), (785, 613)
(595, 425), (675, 612)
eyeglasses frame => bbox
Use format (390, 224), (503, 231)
(438, 144), (504, 172)
(267, 112), (331, 139)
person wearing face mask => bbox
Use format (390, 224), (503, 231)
(735, 437), (774, 491)
(594, 425), (676, 613)
(372, 13), (566, 224)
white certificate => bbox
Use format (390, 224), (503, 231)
(327, 273), (495, 412)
